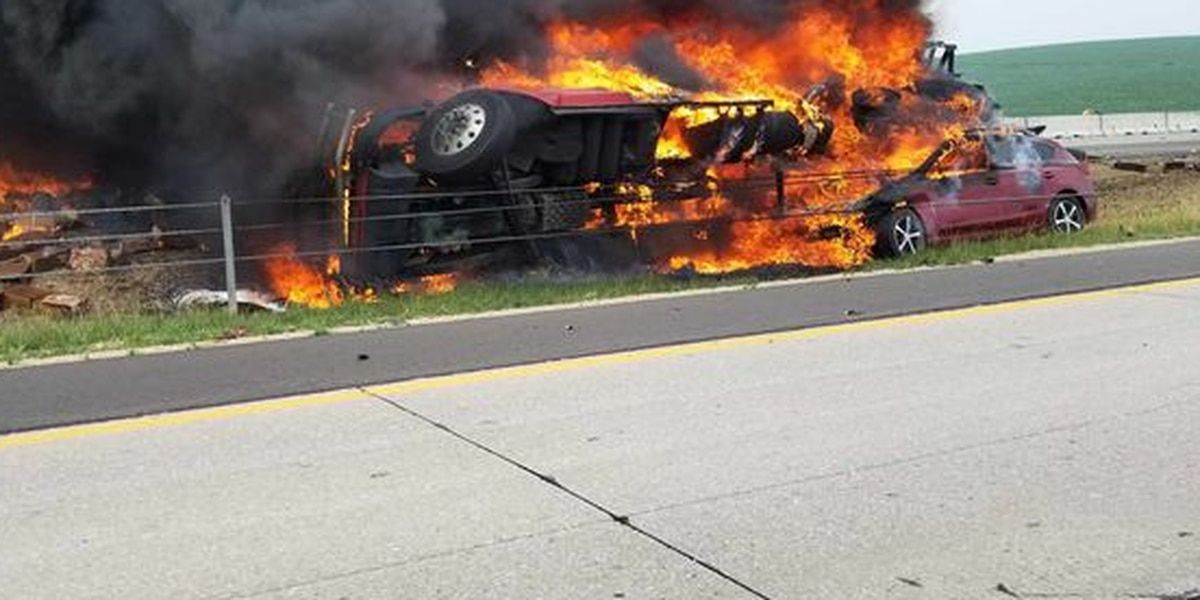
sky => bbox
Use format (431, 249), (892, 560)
(928, 0), (1200, 52)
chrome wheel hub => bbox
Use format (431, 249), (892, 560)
(1053, 201), (1083, 233)
(431, 103), (487, 157)
(893, 215), (923, 254)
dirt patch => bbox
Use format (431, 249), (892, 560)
(0, 249), (221, 318)
(1092, 163), (1200, 222)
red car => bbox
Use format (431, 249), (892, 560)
(865, 133), (1099, 256)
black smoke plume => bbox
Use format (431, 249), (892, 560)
(0, 0), (928, 197)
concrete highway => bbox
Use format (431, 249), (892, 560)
(3, 275), (1200, 598)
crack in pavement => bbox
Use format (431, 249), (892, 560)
(360, 387), (774, 600)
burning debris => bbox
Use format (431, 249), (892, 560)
(262, 244), (460, 310)
(1, 164), (94, 283)
(0, 161), (216, 315)
(262, 245), (347, 310)
(1, 162), (91, 243)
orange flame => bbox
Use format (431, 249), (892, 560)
(480, 3), (981, 273)
(1, 162), (92, 242)
(668, 213), (875, 274)
(1, 221), (28, 242)
(262, 245), (346, 309)
(261, 246), (461, 309)
(0, 162), (91, 203)
(421, 273), (459, 295)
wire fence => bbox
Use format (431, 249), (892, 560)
(0, 170), (1102, 313)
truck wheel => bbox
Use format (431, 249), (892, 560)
(415, 90), (517, 181)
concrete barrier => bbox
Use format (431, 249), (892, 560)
(1005, 111), (1200, 139)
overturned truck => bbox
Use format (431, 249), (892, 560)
(318, 88), (835, 277)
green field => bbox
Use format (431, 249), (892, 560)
(958, 36), (1200, 117)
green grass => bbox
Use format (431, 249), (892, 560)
(958, 37), (1200, 116)
(0, 274), (756, 365)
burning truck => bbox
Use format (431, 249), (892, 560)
(331, 91), (837, 276)
(311, 41), (996, 280)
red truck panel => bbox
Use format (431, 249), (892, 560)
(499, 88), (637, 108)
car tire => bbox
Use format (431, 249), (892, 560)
(415, 90), (517, 181)
(877, 208), (928, 257)
(1048, 196), (1087, 233)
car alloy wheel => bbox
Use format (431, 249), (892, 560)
(1050, 198), (1085, 233)
(892, 212), (925, 255)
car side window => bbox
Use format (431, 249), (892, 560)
(985, 136), (1017, 169)
(988, 136), (1047, 170)
(937, 137), (988, 173)
(1033, 141), (1058, 163)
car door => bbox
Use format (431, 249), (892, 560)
(1019, 140), (1068, 227)
(978, 135), (1049, 233)
(929, 136), (1012, 237)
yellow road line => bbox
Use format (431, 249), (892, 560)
(3, 276), (1198, 451)
(0, 389), (370, 451)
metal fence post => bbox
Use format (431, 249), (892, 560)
(219, 194), (238, 315)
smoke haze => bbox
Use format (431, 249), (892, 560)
(0, 0), (928, 196)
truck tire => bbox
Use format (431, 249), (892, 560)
(415, 90), (518, 181)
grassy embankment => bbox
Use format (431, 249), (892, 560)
(3, 165), (1198, 364)
(0, 273), (755, 364)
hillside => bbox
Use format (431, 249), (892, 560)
(957, 36), (1200, 117)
